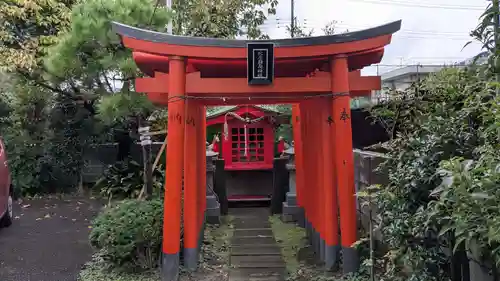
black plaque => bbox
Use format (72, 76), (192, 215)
(247, 42), (274, 85)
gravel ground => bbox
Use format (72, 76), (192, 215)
(0, 195), (104, 281)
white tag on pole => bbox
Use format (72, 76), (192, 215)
(138, 126), (150, 134)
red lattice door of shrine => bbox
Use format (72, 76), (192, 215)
(225, 120), (273, 170)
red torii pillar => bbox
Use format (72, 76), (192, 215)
(331, 55), (358, 273)
(183, 97), (200, 269)
(162, 56), (186, 279)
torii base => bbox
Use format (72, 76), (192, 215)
(161, 253), (179, 281)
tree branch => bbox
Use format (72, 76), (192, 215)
(17, 70), (68, 95)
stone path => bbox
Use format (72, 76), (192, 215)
(228, 208), (286, 281)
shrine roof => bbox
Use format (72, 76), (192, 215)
(112, 21), (401, 48)
(206, 105), (283, 119)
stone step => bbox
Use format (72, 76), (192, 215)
(233, 223), (272, 229)
(232, 219), (271, 227)
(229, 268), (285, 281)
(231, 245), (282, 256)
(231, 255), (284, 264)
(232, 236), (276, 245)
(233, 228), (273, 237)
(229, 274), (283, 281)
(231, 255), (285, 269)
(231, 261), (286, 269)
(229, 210), (285, 280)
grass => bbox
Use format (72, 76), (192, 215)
(268, 215), (307, 273)
(269, 216), (369, 281)
(79, 215), (234, 281)
(196, 215), (234, 271)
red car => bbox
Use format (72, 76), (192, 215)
(0, 137), (13, 228)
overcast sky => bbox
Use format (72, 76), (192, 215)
(261, 0), (488, 75)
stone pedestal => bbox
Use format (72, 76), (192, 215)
(206, 151), (221, 224)
(281, 147), (301, 223)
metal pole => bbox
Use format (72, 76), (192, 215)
(493, 0), (500, 95)
(166, 0), (173, 34)
(139, 125), (153, 199)
(290, 0), (295, 38)
(369, 192), (375, 281)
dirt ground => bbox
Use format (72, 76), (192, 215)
(0, 195), (105, 281)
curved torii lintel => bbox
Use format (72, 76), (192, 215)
(112, 20), (400, 58)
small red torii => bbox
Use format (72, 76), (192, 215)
(112, 19), (401, 281)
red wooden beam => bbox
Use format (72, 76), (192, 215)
(146, 92), (374, 107)
(136, 72), (380, 98)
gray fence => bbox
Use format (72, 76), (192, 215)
(82, 143), (165, 183)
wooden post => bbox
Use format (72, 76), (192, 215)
(331, 55), (359, 273)
(271, 157), (289, 214)
(183, 99), (199, 270)
(138, 123), (153, 199)
(162, 56), (186, 281)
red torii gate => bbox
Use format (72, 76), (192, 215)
(112, 20), (401, 281)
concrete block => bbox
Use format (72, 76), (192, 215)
(206, 206), (220, 225)
(282, 202), (300, 215)
(342, 247), (359, 274)
(296, 207), (305, 228)
(285, 193), (297, 206)
(206, 195), (219, 209)
(280, 213), (295, 223)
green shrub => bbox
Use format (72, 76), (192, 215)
(367, 67), (499, 280)
(89, 199), (163, 271)
(93, 158), (165, 201)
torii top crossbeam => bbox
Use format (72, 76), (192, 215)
(112, 20), (401, 106)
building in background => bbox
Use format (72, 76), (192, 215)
(370, 52), (488, 104)
(372, 64), (449, 103)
